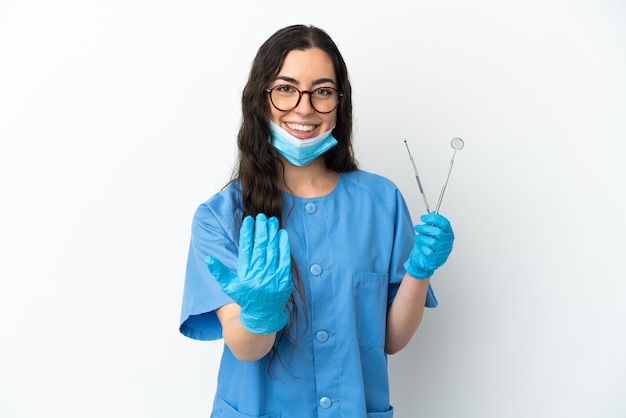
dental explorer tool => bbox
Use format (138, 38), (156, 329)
(404, 139), (431, 214)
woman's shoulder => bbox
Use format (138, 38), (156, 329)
(339, 170), (408, 223)
(200, 180), (241, 205)
(341, 169), (401, 195)
(192, 181), (243, 227)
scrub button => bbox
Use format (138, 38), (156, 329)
(305, 202), (317, 214)
(319, 397), (332, 409)
(310, 264), (323, 276)
(316, 330), (329, 343)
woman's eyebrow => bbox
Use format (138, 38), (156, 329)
(276, 75), (298, 84)
(275, 75), (336, 86)
(312, 77), (337, 86)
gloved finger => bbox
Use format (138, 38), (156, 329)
(238, 215), (255, 268)
(250, 213), (269, 272)
(408, 247), (436, 274)
(414, 233), (435, 247)
(421, 245), (452, 268)
(420, 212), (454, 234)
(265, 216), (280, 273)
(413, 246), (450, 270)
(276, 229), (292, 293)
(205, 255), (237, 292)
(414, 233), (453, 253)
(414, 224), (454, 242)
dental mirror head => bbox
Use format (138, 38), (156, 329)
(451, 137), (464, 150)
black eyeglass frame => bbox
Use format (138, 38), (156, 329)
(264, 85), (344, 114)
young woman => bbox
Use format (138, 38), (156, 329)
(180, 24), (454, 417)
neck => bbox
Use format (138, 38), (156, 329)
(279, 156), (339, 199)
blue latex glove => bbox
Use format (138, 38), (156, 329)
(205, 213), (293, 334)
(404, 212), (454, 279)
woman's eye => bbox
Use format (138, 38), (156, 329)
(314, 88), (332, 97)
(277, 85), (296, 94)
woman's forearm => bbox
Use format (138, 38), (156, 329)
(385, 274), (430, 355)
(216, 303), (277, 362)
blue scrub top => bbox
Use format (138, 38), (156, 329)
(180, 170), (437, 418)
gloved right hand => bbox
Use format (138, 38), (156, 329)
(205, 213), (293, 334)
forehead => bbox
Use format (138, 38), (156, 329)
(277, 48), (336, 83)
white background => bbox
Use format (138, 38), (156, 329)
(1, 1), (625, 417)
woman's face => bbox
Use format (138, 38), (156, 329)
(267, 47), (338, 139)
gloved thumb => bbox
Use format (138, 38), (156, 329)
(204, 255), (237, 290)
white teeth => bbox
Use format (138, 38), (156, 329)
(286, 123), (315, 132)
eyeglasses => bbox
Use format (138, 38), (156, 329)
(264, 85), (343, 114)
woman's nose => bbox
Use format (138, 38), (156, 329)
(293, 91), (315, 115)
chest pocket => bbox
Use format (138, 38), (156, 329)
(212, 396), (280, 417)
(353, 272), (389, 347)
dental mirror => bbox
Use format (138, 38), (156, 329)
(435, 137), (464, 213)
(451, 137), (465, 151)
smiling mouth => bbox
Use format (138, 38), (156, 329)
(285, 122), (316, 132)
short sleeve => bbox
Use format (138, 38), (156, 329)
(179, 188), (244, 340)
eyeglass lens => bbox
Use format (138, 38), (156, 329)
(269, 86), (340, 113)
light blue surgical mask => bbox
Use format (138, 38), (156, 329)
(269, 121), (338, 167)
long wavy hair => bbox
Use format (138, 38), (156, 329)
(232, 24), (358, 368)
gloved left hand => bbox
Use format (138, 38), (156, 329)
(404, 212), (454, 279)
